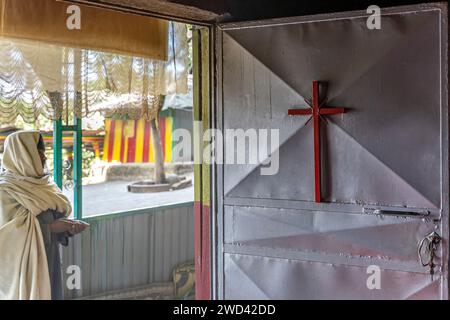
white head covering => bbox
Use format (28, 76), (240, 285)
(0, 130), (71, 217)
(0, 130), (72, 299)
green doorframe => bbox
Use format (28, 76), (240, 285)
(53, 117), (83, 220)
(53, 118), (63, 189)
(73, 117), (83, 220)
(193, 26), (213, 300)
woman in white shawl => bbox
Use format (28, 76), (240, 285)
(0, 131), (87, 300)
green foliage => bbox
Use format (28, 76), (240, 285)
(82, 148), (96, 178)
(45, 146), (96, 185)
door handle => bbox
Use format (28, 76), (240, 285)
(363, 207), (430, 218)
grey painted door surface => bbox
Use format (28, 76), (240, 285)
(216, 3), (448, 299)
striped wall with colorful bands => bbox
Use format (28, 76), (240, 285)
(102, 118), (173, 163)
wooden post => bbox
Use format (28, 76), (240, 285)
(193, 27), (211, 300)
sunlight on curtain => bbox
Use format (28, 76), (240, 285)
(0, 22), (189, 124)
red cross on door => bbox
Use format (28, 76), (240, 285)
(288, 81), (346, 203)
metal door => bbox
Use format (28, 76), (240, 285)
(215, 3), (448, 299)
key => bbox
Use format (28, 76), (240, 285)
(418, 230), (441, 283)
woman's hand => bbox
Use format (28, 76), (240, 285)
(49, 219), (89, 235)
(67, 220), (89, 236)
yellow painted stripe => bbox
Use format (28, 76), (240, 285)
(94, 144), (100, 159)
(201, 29), (211, 203)
(112, 120), (123, 162)
(123, 119), (135, 163)
(149, 122), (154, 162)
(193, 30), (201, 202)
(102, 119), (111, 161)
(135, 119), (145, 163)
(165, 117), (172, 162)
(123, 121), (129, 163)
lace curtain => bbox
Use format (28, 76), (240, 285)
(0, 22), (189, 124)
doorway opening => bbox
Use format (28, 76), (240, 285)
(0, 0), (212, 300)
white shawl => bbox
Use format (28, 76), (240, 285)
(0, 130), (72, 300)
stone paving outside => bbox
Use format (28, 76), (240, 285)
(64, 178), (194, 217)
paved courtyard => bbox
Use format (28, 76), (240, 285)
(64, 179), (194, 217)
